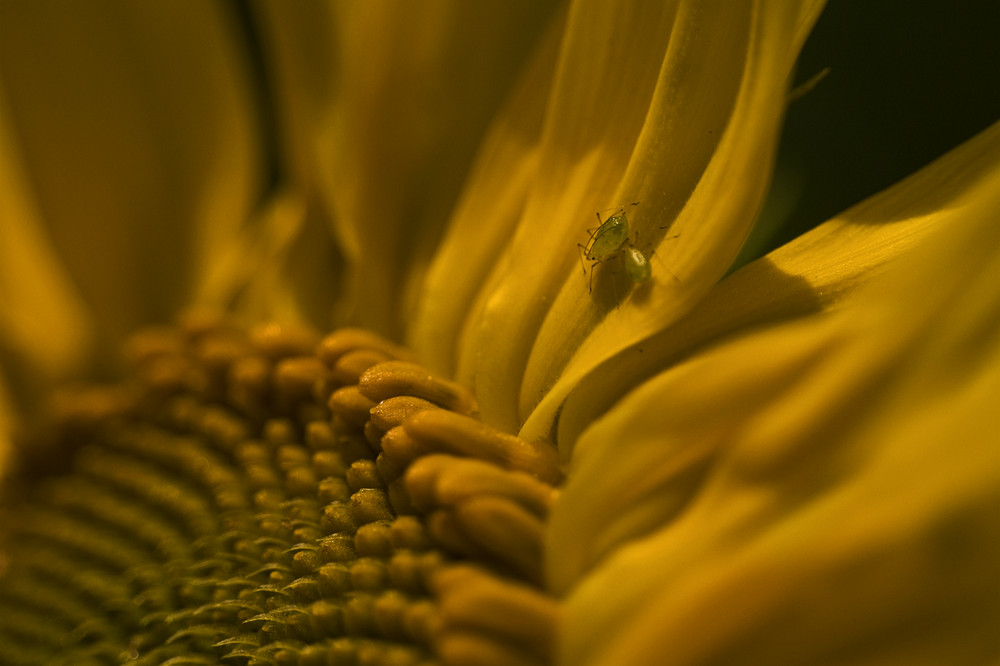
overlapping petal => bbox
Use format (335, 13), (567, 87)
(548, 121), (1000, 665)
(416, 0), (822, 435)
(0, 85), (92, 389)
(0, 0), (259, 417)
(550, 118), (1000, 454)
(252, 1), (562, 340)
(1, 1), (996, 663)
(519, 1), (825, 446)
(410, 13), (566, 377)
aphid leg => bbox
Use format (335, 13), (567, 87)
(576, 243), (590, 276)
(578, 257), (600, 294)
(658, 261), (680, 282)
(649, 233), (681, 282)
(576, 242), (600, 293)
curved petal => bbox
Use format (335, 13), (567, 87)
(408, 12), (566, 376)
(0, 85), (92, 388)
(0, 371), (13, 474)
(255, 1), (562, 340)
(548, 123), (1000, 664)
(207, 1), (343, 327)
(0, 0), (260, 372)
(1, 82), (92, 458)
(193, 189), (342, 326)
(458, 0), (823, 434)
(548, 118), (1000, 455)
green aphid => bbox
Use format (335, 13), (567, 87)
(623, 245), (651, 283)
(578, 202), (651, 291)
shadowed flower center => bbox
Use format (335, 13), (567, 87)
(0, 316), (561, 666)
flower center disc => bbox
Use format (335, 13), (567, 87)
(0, 316), (560, 666)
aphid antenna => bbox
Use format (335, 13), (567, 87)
(599, 200), (640, 212)
(595, 200), (639, 221)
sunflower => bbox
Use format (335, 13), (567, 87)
(2, 2), (998, 665)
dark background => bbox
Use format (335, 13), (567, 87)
(739, 0), (1000, 266)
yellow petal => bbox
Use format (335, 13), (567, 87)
(254, 1), (562, 340)
(409, 11), (566, 377)
(549, 122), (1000, 664)
(0, 84), (92, 389)
(0, 371), (13, 474)
(547, 117), (1000, 456)
(456, 0), (823, 434)
(549, 117), (1000, 588)
(193, 189), (341, 326)
(208, 2), (343, 327)
(0, 0), (260, 370)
